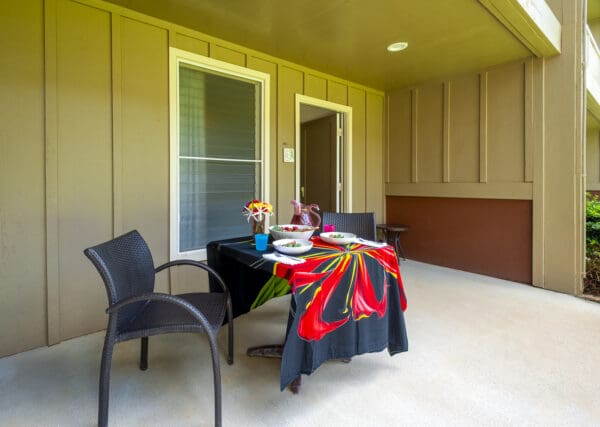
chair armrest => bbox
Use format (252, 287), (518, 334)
(106, 292), (213, 332)
(154, 260), (230, 294)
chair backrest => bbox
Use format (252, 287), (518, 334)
(322, 212), (376, 240)
(84, 230), (155, 329)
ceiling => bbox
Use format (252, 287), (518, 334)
(301, 104), (336, 123)
(107, 0), (534, 90)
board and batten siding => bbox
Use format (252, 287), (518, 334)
(386, 59), (533, 196)
(0, 0), (47, 356)
(0, 0), (384, 356)
(385, 59), (537, 285)
(385, 0), (587, 293)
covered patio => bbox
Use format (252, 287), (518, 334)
(2, 0), (600, 425)
(2, 261), (599, 425)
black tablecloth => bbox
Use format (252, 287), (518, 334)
(207, 236), (408, 390)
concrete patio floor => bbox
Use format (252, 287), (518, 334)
(1, 260), (600, 426)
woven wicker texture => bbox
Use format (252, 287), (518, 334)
(84, 230), (232, 427)
(322, 212), (377, 240)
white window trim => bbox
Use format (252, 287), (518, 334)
(169, 47), (270, 261)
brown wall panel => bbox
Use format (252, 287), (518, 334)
(387, 196), (532, 284)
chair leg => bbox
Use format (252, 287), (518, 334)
(227, 313), (234, 366)
(99, 334), (115, 427)
(140, 336), (148, 371)
(207, 333), (222, 427)
(394, 233), (406, 260)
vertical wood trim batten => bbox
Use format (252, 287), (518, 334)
(44, 0), (61, 345)
(385, 94), (390, 184)
(166, 28), (174, 295)
(532, 58), (545, 287)
(443, 81), (451, 182)
(479, 72), (488, 183)
(111, 13), (123, 237)
(411, 88), (418, 183)
(524, 59), (534, 182)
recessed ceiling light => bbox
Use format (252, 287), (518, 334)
(387, 42), (408, 52)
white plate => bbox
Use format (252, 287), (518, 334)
(320, 232), (357, 245)
(269, 224), (317, 241)
(272, 238), (313, 255)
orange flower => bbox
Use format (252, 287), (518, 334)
(242, 199), (273, 222)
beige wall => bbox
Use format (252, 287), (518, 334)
(0, 0), (384, 356)
(590, 18), (600, 42)
(0, 0), (47, 356)
(386, 0), (586, 295)
(386, 59), (533, 199)
(588, 127), (600, 190)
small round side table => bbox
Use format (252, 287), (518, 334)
(376, 224), (409, 261)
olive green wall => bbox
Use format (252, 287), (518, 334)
(386, 0), (586, 295)
(0, 0), (47, 357)
(0, 0), (384, 357)
(590, 18), (600, 41)
(386, 59), (532, 199)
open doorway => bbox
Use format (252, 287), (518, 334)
(295, 94), (352, 213)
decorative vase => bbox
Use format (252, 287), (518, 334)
(250, 217), (266, 235)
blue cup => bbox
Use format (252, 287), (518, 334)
(254, 233), (268, 251)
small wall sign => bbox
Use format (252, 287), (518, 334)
(283, 147), (295, 163)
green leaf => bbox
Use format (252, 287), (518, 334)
(251, 275), (291, 310)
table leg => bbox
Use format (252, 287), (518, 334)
(289, 375), (302, 394)
(247, 345), (305, 393)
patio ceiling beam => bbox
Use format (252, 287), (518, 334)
(478, 0), (561, 57)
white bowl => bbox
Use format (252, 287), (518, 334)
(272, 238), (313, 255)
(269, 224), (317, 241)
(320, 231), (357, 245)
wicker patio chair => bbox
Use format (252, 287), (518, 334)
(84, 230), (233, 427)
(322, 211), (377, 240)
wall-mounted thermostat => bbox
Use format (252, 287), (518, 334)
(283, 147), (295, 163)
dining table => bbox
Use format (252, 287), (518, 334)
(207, 234), (409, 391)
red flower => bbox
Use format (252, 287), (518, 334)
(275, 239), (405, 341)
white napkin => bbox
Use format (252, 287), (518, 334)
(262, 252), (305, 265)
(354, 238), (388, 248)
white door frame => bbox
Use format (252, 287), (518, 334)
(295, 94), (353, 212)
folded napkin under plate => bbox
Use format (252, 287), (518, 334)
(262, 252), (306, 265)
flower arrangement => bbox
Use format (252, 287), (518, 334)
(242, 199), (273, 234)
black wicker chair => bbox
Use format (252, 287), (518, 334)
(322, 211), (377, 240)
(84, 230), (233, 427)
